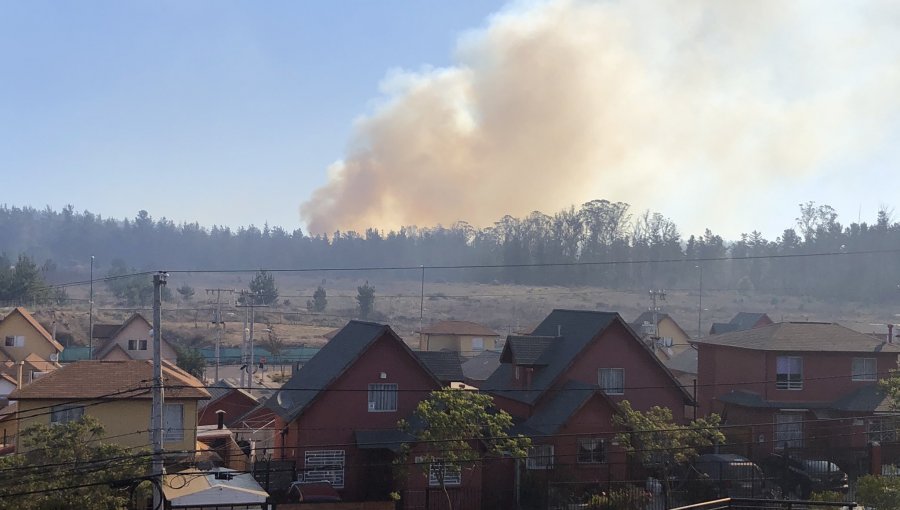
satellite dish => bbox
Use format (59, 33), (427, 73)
(276, 391), (293, 409)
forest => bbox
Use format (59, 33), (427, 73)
(0, 200), (898, 304)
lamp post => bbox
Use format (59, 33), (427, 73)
(696, 264), (703, 338)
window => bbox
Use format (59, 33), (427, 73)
(139, 339), (148, 350)
(660, 337), (674, 348)
(164, 403), (184, 442)
(4, 336), (24, 347)
(471, 337), (484, 351)
(127, 339), (137, 350)
(852, 358), (876, 381)
(526, 444), (554, 470)
(494, 337), (505, 350)
(577, 438), (606, 464)
(598, 368), (625, 395)
(429, 460), (462, 486)
(868, 416), (900, 443)
(304, 450), (345, 487)
(776, 356), (803, 390)
(367, 383), (398, 412)
(774, 413), (803, 449)
(50, 404), (84, 424)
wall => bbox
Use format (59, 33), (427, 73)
(696, 344), (768, 417)
(198, 391), (259, 427)
(423, 334), (500, 358)
(0, 312), (57, 363)
(109, 318), (178, 361)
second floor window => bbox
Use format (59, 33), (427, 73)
(776, 356), (802, 390)
(50, 404), (84, 424)
(852, 358), (876, 381)
(4, 335), (24, 347)
(127, 339), (138, 350)
(139, 339), (148, 350)
(368, 383), (398, 412)
(164, 403), (184, 442)
(598, 368), (625, 395)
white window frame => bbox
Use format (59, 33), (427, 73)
(428, 460), (462, 486)
(139, 339), (148, 351)
(304, 449), (345, 488)
(471, 337), (484, 351)
(127, 339), (138, 350)
(526, 444), (554, 470)
(4, 335), (24, 347)
(868, 416), (900, 443)
(50, 404), (84, 424)
(163, 403), (184, 442)
(774, 413), (803, 449)
(776, 356), (803, 390)
(598, 368), (625, 395)
(367, 383), (398, 412)
(852, 358), (877, 382)
(577, 437), (606, 464)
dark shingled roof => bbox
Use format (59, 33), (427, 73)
(709, 323), (739, 335)
(719, 386), (892, 413)
(91, 324), (121, 340)
(730, 312), (771, 331)
(461, 350), (502, 382)
(831, 385), (893, 413)
(355, 429), (415, 453)
(482, 310), (618, 405)
(198, 379), (258, 411)
(695, 322), (900, 352)
(717, 390), (830, 410)
(500, 336), (557, 366)
(519, 380), (605, 435)
(666, 348), (698, 374)
(266, 321), (440, 422)
(414, 351), (464, 383)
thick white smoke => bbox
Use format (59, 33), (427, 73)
(301, 0), (900, 235)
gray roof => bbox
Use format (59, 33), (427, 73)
(500, 336), (557, 366)
(730, 312), (771, 331)
(198, 379), (257, 411)
(694, 322), (900, 352)
(519, 380), (603, 436)
(720, 386), (892, 413)
(709, 323), (739, 335)
(831, 385), (893, 413)
(461, 350), (502, 382)
(718, 390), (831, 410)
(666, 348), (698, 375)
(414, 351), (464, 383)
(266, 320), (439, 421)
(355, 429), (415, 453)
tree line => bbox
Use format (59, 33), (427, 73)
(1, 200), (899, 303)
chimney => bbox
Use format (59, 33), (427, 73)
(216, 409), (226, 430)
(889, 324), (894, 344)
(16, 361), (24, 389)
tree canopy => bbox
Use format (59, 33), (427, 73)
(249, 270), (279, 306)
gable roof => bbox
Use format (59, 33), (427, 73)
(419, 320), (499, 337)
(461, 350), (502, 382)
(9, 360), (209, 400)
(414, 351), (464, 383)
(267, 320), (440, 422)
(730, 312), (771, 331)
(93, 313), (174, 359)
(198, 379), (258, 411)
(694, 322), (900, 352)
(1, 308), (63, 352)
(709, 322), (739, 335)
(499, 336), (557, 366)
(91, 324), (122, 340)
(519, 380), (609, 436)
(483, 309), (694, 407)
(632, 311), (670, 329)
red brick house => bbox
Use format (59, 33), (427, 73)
(266, 320), (473, 505)
(481, 309), (694, 494)
(694, 322), (900, 466)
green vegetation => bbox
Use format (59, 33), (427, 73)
(356, 281), (375, 319)
(105, 259), (172, 306)
(856, 475), (900, 509)
(176, 284), (195, 301)
(0, 254), (53, 304)
(0, 416), (150, 509)
(175, 345), (207, 379)
(249, 270), (279, 306)
(307, 285), (327, 312)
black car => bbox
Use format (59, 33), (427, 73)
(760, 454), (849, 499)
(683, 454), (780, 500)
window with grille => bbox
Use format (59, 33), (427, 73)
(577, 438), (606, 464)
(367, 383), (398, 412)
(50, 404), (84, 424)
(428, 460), (461, 486)
(776, 356), (803, 390)
(304, 450), (345, 488)
(774, 413), (803, 449)
(5, 336), (24, 347)
(852, 358), (876, 381)
(598, 368), (624, 395)
(526, 444), (554, 470)
(868, 416), (900, 443)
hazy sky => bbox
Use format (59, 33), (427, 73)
(3, 1), (899, 240)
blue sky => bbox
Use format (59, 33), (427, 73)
(2, 1), (898, 240)
(0, 1), (503, 231)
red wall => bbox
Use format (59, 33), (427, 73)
(198, 391), (260, 427)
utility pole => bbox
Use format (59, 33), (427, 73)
(151, 272), (167, 510)
(89, 255), (94, 360)
(205, 288), (235, 382)
(648, 289), (666, 344)
(696, 265), (703, 338)
(419, 265), (425, 349)
(237, 291), (268, 391)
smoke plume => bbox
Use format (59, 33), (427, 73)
(301, 0), (900, 235)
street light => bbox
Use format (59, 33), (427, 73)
(696, 264), (703, 338)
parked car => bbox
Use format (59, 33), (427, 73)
(760, 454), (849, 499)
(286, 481), (342, 503)
(683, 454), (779, 500)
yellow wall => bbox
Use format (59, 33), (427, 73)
(422, 334), (501, 357)
(658, 318), (691, 345)
(0, 313), (58, 363)
(15, 398), (199, 452)
(105, 319), (177, 361)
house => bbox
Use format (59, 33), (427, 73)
(631, 311), (693, 361)
(693, 322), (900, 465)
(91, 313), (178, 361)
(461, 350), (502, 386)
(163, 467), (269, 509)
(709, 312), (773, 336)
(481, 309), (694, 493)
(198, 379), (260, 429)
(418, 320), (501, 358)
(0, 307), (63, 386)
(8, 360), (209, 455)
(267, 320), (471, 504)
